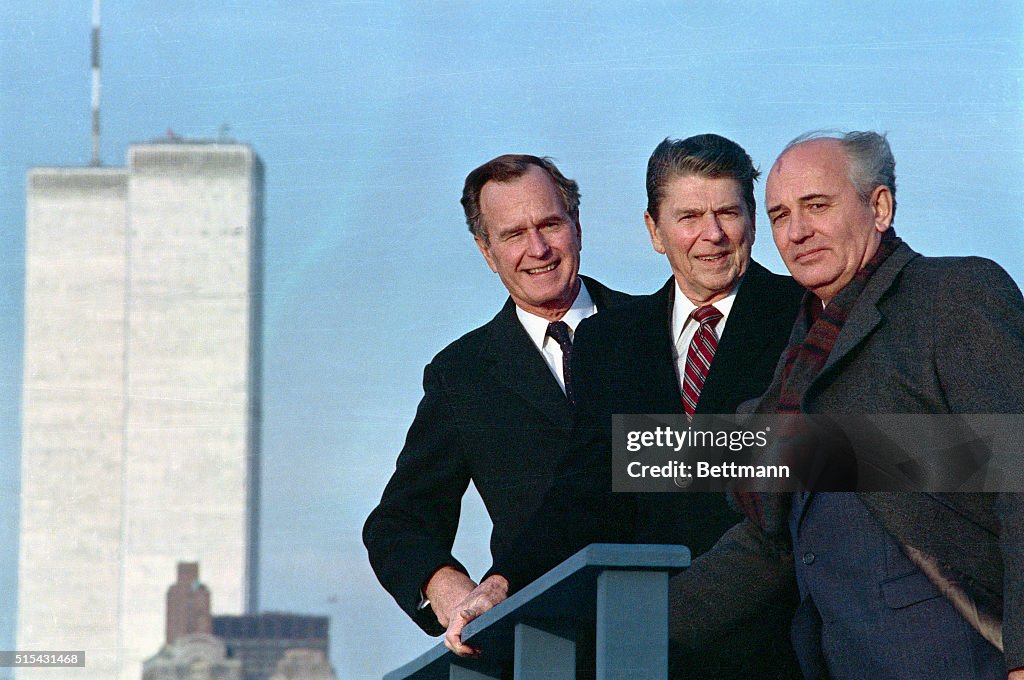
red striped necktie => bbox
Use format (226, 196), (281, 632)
(682, 304), (723, 420)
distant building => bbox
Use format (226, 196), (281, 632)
(166, 562), (213, 644)
(269, 649), (336, 680)
(142, 634), (242, 680)
(144, 564), (238, 680)
(18, 141), (264, 680)
(213, 614), (333, 680)
(145, 564), (334, 680)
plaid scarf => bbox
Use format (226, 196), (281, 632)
(774, 228), (903, 414)
(731, 229), (903, 527)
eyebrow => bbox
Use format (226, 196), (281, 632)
(714, 202), (742, 212)
(767, 193), (832, 216)
(493, 212), (565, 236)
(672, 202), (740, 216)
(535, 212), (568, 225)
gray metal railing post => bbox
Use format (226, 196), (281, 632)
(449, 663), (500, 680)
(595, 570), (669, 680)
(513, 619), (576, 679)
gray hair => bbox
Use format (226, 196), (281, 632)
(784, 130), (897, 221)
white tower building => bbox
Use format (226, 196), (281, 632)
(18, 141), (263, 680)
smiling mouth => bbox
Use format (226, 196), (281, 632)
(696, 253), (729, 263)
(525, 262), (558, 274)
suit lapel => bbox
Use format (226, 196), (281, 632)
(637, 279), (687, 412)
(763, 247), (921, 533)
(481, 298), (572, 427)
(579, 274), (630, 310)
(479, 275), (628, 426)
(815, 243), (919, 381)
(700, 262), (784, 414)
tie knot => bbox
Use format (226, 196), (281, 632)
(692, 304), (723, 328)
(546, 320), (573, 348)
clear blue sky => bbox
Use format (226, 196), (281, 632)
(1, 2), (1021, 678)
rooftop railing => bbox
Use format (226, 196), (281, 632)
(384, 544), (690, 680)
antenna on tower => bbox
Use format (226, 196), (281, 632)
(90, 0), (102, 165)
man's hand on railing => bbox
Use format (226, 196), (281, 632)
(442, 574), (510, 657)
(424, 566), (477, 628)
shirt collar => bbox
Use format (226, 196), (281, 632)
(671, 276), (741, 343)
(516, 278), (596, 349)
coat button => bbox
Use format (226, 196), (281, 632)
(802, 552), (816, 565)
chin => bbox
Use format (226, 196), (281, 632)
(794, 278), (820, 293)
(705, 274), (737, 292)
(531, 284), (565, 303)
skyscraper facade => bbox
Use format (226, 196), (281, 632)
(18, 141), (263, 680)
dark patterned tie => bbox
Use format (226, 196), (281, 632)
(546, 321), (575, 405)
(682, 305), (723, 420)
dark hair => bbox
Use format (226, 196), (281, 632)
(646, 134), (759, 221)
(461, 155), (580, 242)
(784, 130), (897, 221)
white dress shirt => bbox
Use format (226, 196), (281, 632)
(516, 280), (597, 395)
(670, 277), (741, 394)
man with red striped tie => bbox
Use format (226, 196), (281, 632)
(445, 134), (805, 677)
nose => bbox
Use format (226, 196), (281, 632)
(526, 228), (551, 258)
(786, 210), (813, 243)
(701, 214), (727, 242)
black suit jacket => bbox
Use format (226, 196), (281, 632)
(486, 262), (805, 677)
(363, 276), (629, 634)
(489, 261), (804, 587)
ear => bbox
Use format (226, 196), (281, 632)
(574, 219), (583, 253)
(644, 211), (666, 255)
(870, 185), (894, 232)
(474, 235), (498, 273)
